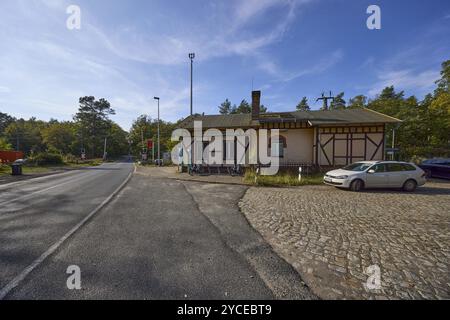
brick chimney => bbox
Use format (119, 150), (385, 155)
(252, 91), (261, 120)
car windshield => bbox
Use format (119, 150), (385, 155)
(342, 163), (373, 172)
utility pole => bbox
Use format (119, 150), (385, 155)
(391, 128), (396, 161)
(189, 53), (195, 116)
(154, 97), (161, 166)
(152, 135), (155, 162)
(316, 91), (335, 110)
(103, 137), (107, 161)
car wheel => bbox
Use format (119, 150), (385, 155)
(425, 170), (432, 179)
(350, 179), (364, 192)
(403, 179), (417, 192)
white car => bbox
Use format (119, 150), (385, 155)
(324, 161), (427, 192)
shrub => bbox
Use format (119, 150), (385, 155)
(29, 153), (64, 166)
(63, 153), (78, 164)
(244, 169), (324, 187)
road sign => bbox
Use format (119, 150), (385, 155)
(147, 139), (153, 149)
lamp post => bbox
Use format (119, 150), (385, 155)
(154, 97), (160, 166)
(189, 53), (195, 116)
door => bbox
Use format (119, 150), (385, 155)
(365, 164), (389, 188)
(386, 163), (407, 187)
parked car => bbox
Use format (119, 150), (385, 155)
(418, 159), (450, 180)
(13, 159), (27, 165)
(324, 161), (427, 192)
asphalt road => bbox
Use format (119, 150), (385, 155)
(0, 161), (134, 297)
(1, 165), (314, 300)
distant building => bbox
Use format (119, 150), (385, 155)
(178, 91), (401, 167)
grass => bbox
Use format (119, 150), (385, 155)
(0, 159), (102, 176)
(244, 169), (324, 187)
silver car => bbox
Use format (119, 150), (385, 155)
(324, 161), (427, 192)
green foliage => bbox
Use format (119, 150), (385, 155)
(330, 92), (346, 110)
(41, 121), (77, 155)
(0, 97), (128, 160)
(29, 152), (64, 166)
(74, 96), (116, 158)
(348, 95), (367, 109)
(0, 111), (15, 135)
(128, 115), (177, 158)
(296, 97), (310, 111)
(244, 169), (324, 186)
(366, 61), (450, 160)
(0, 137), (12, 150)
(232, 100), (252, 114)
(219, 99), (232, 115)
(218, 99), (268, 114)
(3, 118), (46, 154)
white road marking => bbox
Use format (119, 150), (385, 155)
(0, 164), (134, 300)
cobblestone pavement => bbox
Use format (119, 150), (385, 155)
(239, 182), (450, 300)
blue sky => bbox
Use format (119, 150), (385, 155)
(0, 0), (449, 130)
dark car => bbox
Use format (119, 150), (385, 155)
(419, 159), (450, 180)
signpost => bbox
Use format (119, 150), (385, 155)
(142, 148), (148, 162)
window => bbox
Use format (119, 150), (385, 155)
(371, 164), (386, 173)
(402, 164), (417, 171)
(343, 163), (373, 172)
(269, 135), (287, 158)
(387, 163), (405, 172)
(272, 141), (284, 158)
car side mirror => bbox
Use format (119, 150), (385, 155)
(368, 169), (375, 174)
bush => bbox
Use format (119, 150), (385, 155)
(29, 153), (64, 166)
(63, 153), (79, 164)
(244, 169), (324, 187)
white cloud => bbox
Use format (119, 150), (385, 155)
(0, 86), (11, 93)
(84, 0), (310, 65)
(368, 69), (440, 97)
(258, 49), (344, 82)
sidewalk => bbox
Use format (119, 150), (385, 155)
(136, 165), (248, 185)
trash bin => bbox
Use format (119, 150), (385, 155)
(11, 164), (22, 176)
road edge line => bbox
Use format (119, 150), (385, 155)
(0, 164), (135, 300)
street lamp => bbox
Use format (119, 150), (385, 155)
(189, 53), (195, 116)
(154, 97), (161, 166)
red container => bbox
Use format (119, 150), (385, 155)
(0, 151), (24, 164)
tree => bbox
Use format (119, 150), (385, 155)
(231, 100), (252, 114)
(0, 111), (14, 135)
(74, 97), (116, 158)
(0, 137), (12, 150)
(435, 60), (450, 94)
(348, 95), (367, 109)
(106, 122), (129, 158)
(296, 97), (310, 111)
(3, 118), (46, 154)
(219, 99), (232, 115)
(330, 92), (346, 110)
(41, 121), (77, 155)
(260, 104), (268, 113)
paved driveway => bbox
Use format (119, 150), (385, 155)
(239, 182), (450, 299)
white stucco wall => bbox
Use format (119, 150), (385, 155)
(278, 129), (315, 164)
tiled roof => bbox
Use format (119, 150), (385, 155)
(178, 108), (401, 129)
(291, 108), (401, 125)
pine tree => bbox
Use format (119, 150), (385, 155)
(296, 97), (310, 111)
